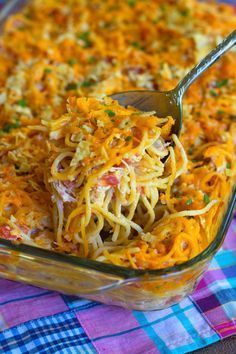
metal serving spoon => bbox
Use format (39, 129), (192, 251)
(111, 30), (236, 135)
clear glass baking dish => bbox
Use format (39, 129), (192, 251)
(0, 0), (235, 311)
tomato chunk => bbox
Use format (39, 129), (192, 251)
(0, 225), (17, 240)
(100, 174), (119, 187)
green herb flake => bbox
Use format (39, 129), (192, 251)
(44, 68), (52, 74)
(186, 198), (193, 206)
(18, 99), (27, 108)
(226, 162), (231, 169)
(88, 56), (96, 64)
(65, 83), (78, 91)
(174, 192), (182, 199)
(105, 109), (116, 117)
(188, 146), (194, 155)
(125, 136), (132, 142)
(180, 9), (189, 16)
(2, 119), (21, 133)
(127, 0), (136, 7)
(81, 80), (94, 88)
(78, 31), (92, 48)
(215, 78), (228, 88)
(217, 110), (224, 115)
(203, 194), (210, 204)
(131, 41), (143, 50)
(67, 58), (77, 66)
(209, 89), (217, 97)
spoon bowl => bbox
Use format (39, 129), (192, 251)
(111, 30), (235, 136)
(111, 89), (182, 136)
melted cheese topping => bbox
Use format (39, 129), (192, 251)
(0, 0), (235, 269)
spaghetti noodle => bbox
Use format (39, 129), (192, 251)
(46, 96), (185, 259)
(0, 0), (235, 269)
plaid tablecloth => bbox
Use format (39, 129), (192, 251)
(0, 0), (236, 353)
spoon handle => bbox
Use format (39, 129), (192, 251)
(175, 30), (236, 97)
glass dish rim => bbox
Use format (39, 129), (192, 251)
(0, 0), (235, 280)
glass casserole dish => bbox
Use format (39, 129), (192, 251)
(0, 0), (235, 311)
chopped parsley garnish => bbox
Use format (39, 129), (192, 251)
(188, 146), (194, 155)
(203, 194), (210, 204)
(175, 192), (182, 199)
(217, 110), (224, 115)
(44, 68), (52, 73)
(105, 109), (116, 117)
(18, 99), (27, 107)
(180, 9), (189, 16)
(125, 136), (132, 142)
(78, 31), (92, 48)
(65, 83), (78, 91)
(209, 89), (217, 97)
(81, 80), (95, 88)
(68, 58), (77, 66)
(88, 56), (96, 64)
(2, 119), (20, 133)
(226, 162), (231, 169)
(186, 198), (193, 206)
(127, 0), (136, 7)
(131, 41), (144, 50)
(215, 78), (228, 88)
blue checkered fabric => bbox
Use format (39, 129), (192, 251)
(0, 312), (95, 354)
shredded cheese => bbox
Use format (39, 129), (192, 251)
(0, 0), (235, 270)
